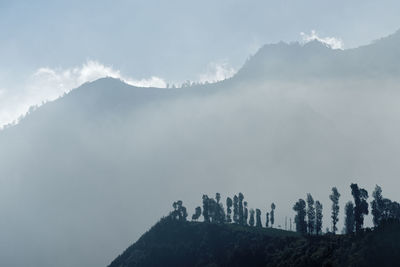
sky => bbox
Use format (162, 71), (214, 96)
(1, 0), (400, 127)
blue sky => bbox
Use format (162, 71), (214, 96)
(1, 0), (400, 126)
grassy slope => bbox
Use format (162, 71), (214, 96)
(109, 218), (400, 267)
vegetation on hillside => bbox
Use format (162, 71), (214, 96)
(109, 183), (400, 266)
(171, 184), (400, 236)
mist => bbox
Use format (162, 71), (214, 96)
(1, 32), (400, 266)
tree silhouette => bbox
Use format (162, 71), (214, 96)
(171, 200), (187, 221)
(256, 209), (262, 227)
(351, 183), (369, 233)
(233, 195), (239, 224)
(293, 199), (307, 234)
(306, 193), (315, 234)
(239, 193), (244, 225)
(371, 185), (384, 227)
(266, 212), (270, 228)
(243, 201), (248, 226)
(329, 187), (341, 234)
(315, 200), (323, 235)
(177, 201), (184, 220)
(249, 209), (255, 227)
(226, 197), (233, 223)
(216, 193), (221, 204)
(207, 198), (220, 223)
(270, 203), (276, 228)
(192, 206), (202, 221)
(345, 201), (355, 234)
(202, 195), (210, 222)
(370, 185), (400, 225)
(215, 193), (225, 223)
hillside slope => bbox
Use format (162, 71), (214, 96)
(109, 219), (400, 267)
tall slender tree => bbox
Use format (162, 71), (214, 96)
(345, 201), (355, 234)
(315, 200), (323, 235)
(202, 195), (210, 222)
(329, 187), (341, 234)
(215, 193), (225, 223)
(216, 193), (221, 204)
(306, 194), (315, 234)
(351, 183), (369, 233)
(233, 195), (239, 224)
(177, 200), (183, 220)
(238, 193), (244, 225)
(226, 197), (233, 223)
(249, 209), (255, 227)
(270, 203), (276, 228)
(293, 199), (307, 234)
(265, 212), (270, 228)
(208, 198), (217, 222)
(243, 201), (249, 225)
(256, 209), (262, 227)
(371, 185), (384, 227)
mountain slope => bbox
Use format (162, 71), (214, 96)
(109, 218), (400, 267)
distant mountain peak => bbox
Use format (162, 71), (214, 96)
(235, 28), (400, 81)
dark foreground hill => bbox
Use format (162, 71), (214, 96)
(109, 218), (400, 267)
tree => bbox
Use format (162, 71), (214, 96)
(270, 203), (276, 228)
(371, 185), (400, 225)
(216, 193), (221, 204)
(171, 200), (187, 221)
(371, 185), (384, 227)
(208, 198), (217, 222)
(192, 206), (202, 221)
(176, 201), (184, 220)
(238, 193), (244, 225)
(315, 200), (323, 235)
(233, 195), (239, 224)
(202, 195), (210, 222)
(329, 187), (341, 234)
(243, 201), (248, 226)
(215, 193), (225, 223)
(265, 212), (270, 228)
(181, 205), (188, 221)
(293, 199), (307, 234)
(345, 201), (355, 234)
(351, 183), (369, 233)
(306, 194), (315, 234)
(256, 209), (262, 227)
(226, 197), (233, 223)
(249, 209), (255, 227)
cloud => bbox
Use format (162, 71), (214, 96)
(300, 30), (344, 50)
(198, 62), (236, 83)
(0, 61), (167, 129)
(32, 60), (167, 93)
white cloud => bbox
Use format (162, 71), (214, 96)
(300, 30), (344, 50)
(0, 60), (167, 129)
(198, 62), (236, 83)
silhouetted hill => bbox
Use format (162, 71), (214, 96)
(109, 219), (400, 267)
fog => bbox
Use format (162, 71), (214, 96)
(1, 33), (400, 266)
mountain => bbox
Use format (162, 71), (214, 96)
(2, 30), (400, 266)
(236, 30), (400, 81)
(109, 218), (400, 267)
